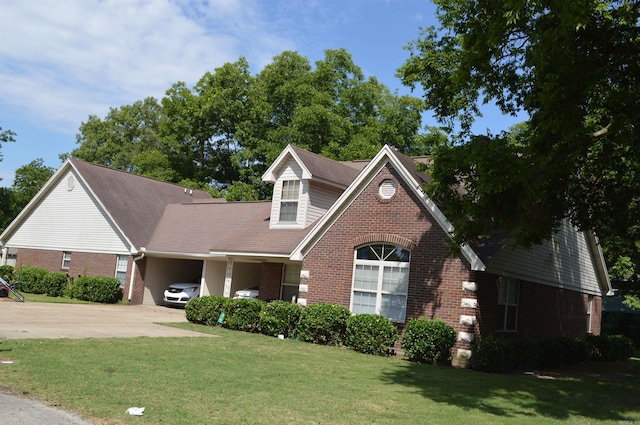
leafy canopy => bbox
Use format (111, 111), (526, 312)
(70, 49), (429, 200)
(398, 0), (640, 251)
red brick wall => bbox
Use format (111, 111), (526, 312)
(301, 164), (474, 350)
(15, 248), (134, 303)
(259, 262), (284, 301)
(128, 256), (147, 305)
(476, 272), (602, 340)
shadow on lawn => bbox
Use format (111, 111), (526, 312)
(380, 358), (640, 422)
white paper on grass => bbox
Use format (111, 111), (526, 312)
(126, 407), (145, 416)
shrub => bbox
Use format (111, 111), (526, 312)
(296, 303), (351, 346)
(0, 265), (15, 283)
(510, 339), (540, 370)
(15, 266), (48, 294)
(69, 276), (121, 303)
(185, 296), (228, 326)
(469, 336), (514, 372)
(43, 272), (69, 297)
(401, 318), (457, 364)
(258, 300), (302, 338)
(345, 314), (399, 356)
(589, 334), (634, 361)
(223, 298), (264, 332)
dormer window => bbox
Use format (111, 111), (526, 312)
(279, 180), (300, 222)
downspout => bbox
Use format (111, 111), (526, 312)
(128, 252), (145, 302)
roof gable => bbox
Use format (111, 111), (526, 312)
(262, 144), (364, 188)
(1, 159), (213, 250)
(290, 145), (485, 270)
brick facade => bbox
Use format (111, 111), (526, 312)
(259, 262), (284, 301)
(301, 164), (475, 352)
(15, 248), (134, 303)
(300, 163), (600, 358)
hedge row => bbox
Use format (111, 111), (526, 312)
(470, 334), (635, 372)
(186, 296), (458, 360)
(5, 265), (121, 304)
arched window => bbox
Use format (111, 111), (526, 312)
(351, 244), (410, 323)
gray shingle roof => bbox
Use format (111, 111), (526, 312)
(289, 145), (366, 187)
(70, 159), (213, 248)
(146, 201), (312, 255)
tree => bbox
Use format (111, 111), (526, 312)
(0, 125), (16, 174)
(398, 0), (639, 247)
(0, 158), (55, 232)
(70, 49), (429, 201)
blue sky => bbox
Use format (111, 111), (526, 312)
(0, 0), (523, 186)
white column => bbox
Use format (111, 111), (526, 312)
(223, 258), (234, 298)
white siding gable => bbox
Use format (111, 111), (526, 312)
(486, 222), (602, 295)
(5, 169), (130, 254)
(306, 181), (342, 226)
(270, 159), (307, 229)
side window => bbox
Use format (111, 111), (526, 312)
(351, 244), (410, 323)
(497, 277), (519, 331)
(115, 255), (129, 287)
(281, 263), (301, 302)
(279, 180), (300, 222)
(62, 251), (72, 269)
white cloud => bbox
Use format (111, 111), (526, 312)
(0, 0), (295, 133)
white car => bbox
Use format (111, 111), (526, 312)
(163, 283), (201, 307)
(232, 286), (259, 299)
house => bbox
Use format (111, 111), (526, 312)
(0, 144), (612, 363)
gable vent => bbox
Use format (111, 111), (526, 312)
(379, 179), (396, 199)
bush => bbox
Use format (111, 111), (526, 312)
(69, 276), (121, 303)
(258, 300), (302, 338)
(296, 303), (351, 346)
(0, 265), (15, 283)
(15, 266), (48, 294)
(469, 336), (514, 372)
(345, 314), (399, 356)
(589, 334), (634, 361)
(223, 298), (264, 332)
(185, 296), (229, 326)
(43, 272), (69, 297)
(401, 318), (457, 364)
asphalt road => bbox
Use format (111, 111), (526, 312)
(0, 299), (213, 424)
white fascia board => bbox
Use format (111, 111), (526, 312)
(67, 161), (137, 252)
(290, 145), (486, 271)
(209, 250), (291, 260)
(261, 145), (312, 182)
(586, 230), (614, 296)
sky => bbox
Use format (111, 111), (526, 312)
(0, 0), (524, 186)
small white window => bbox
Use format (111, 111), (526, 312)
(115, 255), (128, 287)
(497, 277), (519, 331)
(587, 295), (593, 334)
(279, 180), (300, 222)
(62, 252), (71, 269)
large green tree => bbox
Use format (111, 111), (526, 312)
(70, 49), (428, 200)
(399, 0), (639, 302)
(399, 2), (639, 241)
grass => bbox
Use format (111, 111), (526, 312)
(0, 322), (639, 425)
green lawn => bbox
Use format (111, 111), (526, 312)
(0, 323), (638, 425)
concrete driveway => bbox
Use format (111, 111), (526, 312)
(0, 299), (212, 339)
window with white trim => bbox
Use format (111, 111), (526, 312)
(497, 277), (519, 331)
(62, 252), (71, 269)
(351, 244), (410, 323)
(279, 180), (300, 222)
(281, 263), (301, 302)
(115, 255), (128, 287)
(586, 295), (593, 333)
